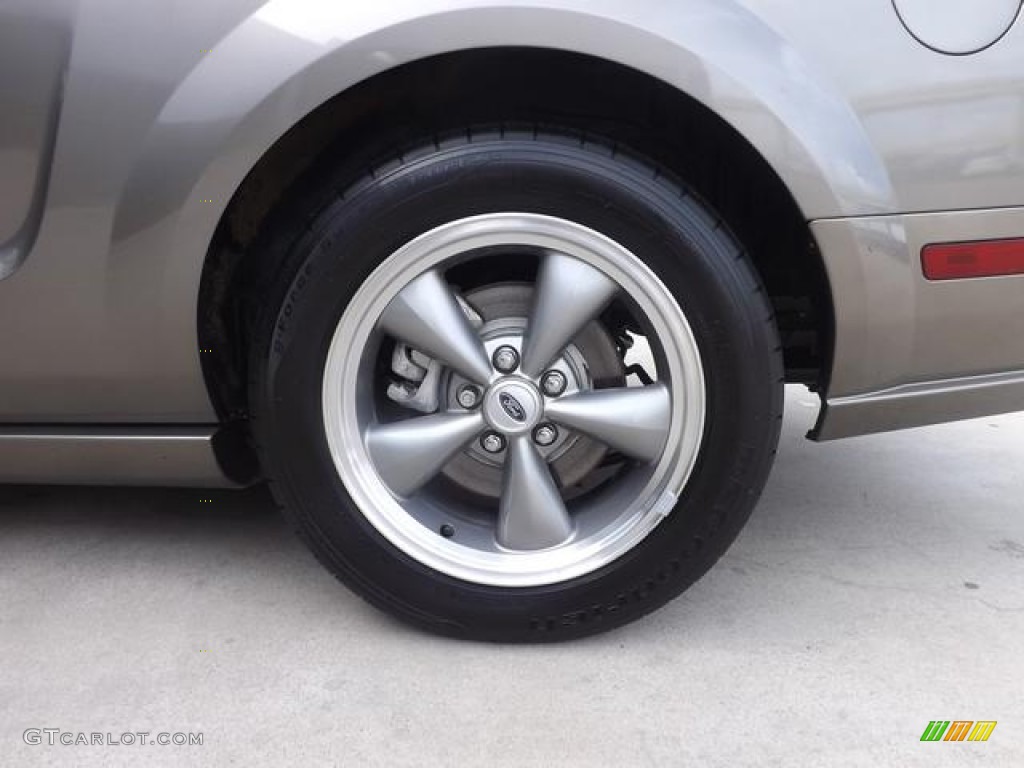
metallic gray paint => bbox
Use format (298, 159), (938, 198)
(0, 427), (239, 487)
(812, 207), (1024, 394)
(892, 0), (1023, 55)
(0, 0), (72, 279)
(815, 370), (1024, 440)
(0, 0), (1023, 482)
(811, 206), (1024, 438)
(0, 0), (895, 425)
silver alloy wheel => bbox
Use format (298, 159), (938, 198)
(322, 213), (705, 587)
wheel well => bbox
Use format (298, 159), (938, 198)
(199, 47), (832, 420)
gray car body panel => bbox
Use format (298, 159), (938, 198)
(0, 0), (72, 279)
(0, 426), (237, 487)
(1, 0), (1023, 482)
(812, 206), (1024, 439)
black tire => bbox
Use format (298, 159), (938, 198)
(247, 130), (783, 642)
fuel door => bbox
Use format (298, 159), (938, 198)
(893, 0), (1023, 54)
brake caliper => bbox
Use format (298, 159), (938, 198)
(386, 296), (483, 414)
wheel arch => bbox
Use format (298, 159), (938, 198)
(108, 1), (885, 419)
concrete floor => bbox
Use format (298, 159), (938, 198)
(0, 386), (1021, 767)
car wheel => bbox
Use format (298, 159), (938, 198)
(248, 130), (783, 641)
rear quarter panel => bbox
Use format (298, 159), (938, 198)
(0, 0), (1022, 427)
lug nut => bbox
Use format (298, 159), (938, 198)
(492, 345), (520, 374)
(480, 432), (507, 454)
(533, 424), (558, 447)
(541, 370), (568, 397)
(456, 385), (481, 409)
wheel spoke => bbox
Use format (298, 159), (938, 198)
(520, 251), (618, 377)
(544, 383), (671, 463)
(379, 270), (493, 386)
(366, 412), (485, 497)
(497, 437), (574, 550)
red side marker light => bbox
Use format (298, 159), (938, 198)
(922, 239), (1024, 280)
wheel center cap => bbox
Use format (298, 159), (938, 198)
(483, 380), (543, 435)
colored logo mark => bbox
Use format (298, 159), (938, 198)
(499, 393), (527, 422)
(920, 721), (997, 742)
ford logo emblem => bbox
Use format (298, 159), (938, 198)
(499, 393), (527, 423)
